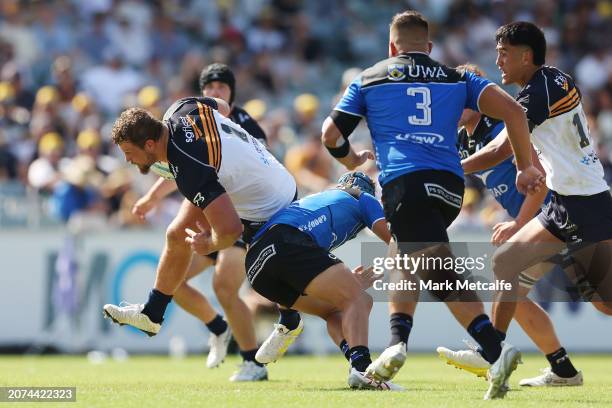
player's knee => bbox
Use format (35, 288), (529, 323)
(212, 277), (239, 304)
(165, 223), (189, 248)
(492, 247), (516, 280)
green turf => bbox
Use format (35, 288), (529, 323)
(0, 354), (611, 407)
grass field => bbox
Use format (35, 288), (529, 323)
(1, 354), (611, 407)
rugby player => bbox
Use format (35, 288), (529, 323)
(103, 95), (296, 382)
(322, 11), (544, 399)
(128, 63), (287, 381)
(440, 22), (612, 387)
(245, 171), (402, 390)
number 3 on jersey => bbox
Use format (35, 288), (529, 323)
(407, 87), (431, 126)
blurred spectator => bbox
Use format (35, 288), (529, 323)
(1, 61), (34, 109)
(284, 131), (334, 195)
(51, 155), (106, 223)
(79, 12), (112, 65)
(27, 131), (65, 193)
(0, 130), (17, 181)
(29, 85), (66, 141)
(81, 48), (143, 116)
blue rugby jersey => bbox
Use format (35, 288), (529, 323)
(457, 115), (551, 218)
(253, 189), (384, 251)
(335, 52), (493, 186)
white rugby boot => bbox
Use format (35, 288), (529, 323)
(365, 342), (407, 382)
(229, 361), (268, 382)
(484, 343), (522, 400)
(348, 367), (405, 391)
(103, 302), (161, 337)
(255, 319), (304, 364)
(519, 367), (583, 387)
(206, 327), (232, 368)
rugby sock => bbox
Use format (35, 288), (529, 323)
(496, 329), (507, 342)
(278, 308), (301, 331)
(547, 347), (578, 378)
(339, 339), (350, 361)
(349, 345), (372, 372)
(141, 289), (173, 324)
(389, 313), (413, 346)
(467, 314), (502, 364)
(240, 349), (264, 367)
(205, 314), (228, 336)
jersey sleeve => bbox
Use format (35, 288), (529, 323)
(169, 133), (226, 209)
(516, 87), (549, 131)
(233, 108), (267, 143)
(358, 192), (385, 229)
(464, 71), (495, 112)
(334, 76), (366, 117)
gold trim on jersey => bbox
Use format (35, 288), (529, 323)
(196, 101), (222, 171)
(549, 87), (580, 118)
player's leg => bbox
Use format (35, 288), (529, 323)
(490, 218), (565, 335)
(294, 263), (402, 391)
(173, 254), (217, 325)
(212, 245), (268, 381)
(255, 304), (305, 364)
(173, 253), (234, 368)
(104, 199), (206, 335)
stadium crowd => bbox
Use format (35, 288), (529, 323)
(0, 0), (610, 231)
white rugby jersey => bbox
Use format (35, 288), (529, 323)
(161, 97), (296, 222)
(517, 66), (608, 196)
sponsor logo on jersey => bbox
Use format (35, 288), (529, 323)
(179, 116), (196, 142)
(407, 64), (448, 80)
(474, 169), (495, 185)
(298, 215), (327, 232)
(387, 64), (406, 81)
(488, 184), (509, 198)
(247, 244), (276, 282)
(554, 73), (569, 91)
(396, 132), (445, 145)
(424, 183), (462, 208)
(192, 192), (206, 206)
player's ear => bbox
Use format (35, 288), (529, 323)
(144, 139), (155, 152)
(522, 48), (532, 66)
(389, 41), (397, 57)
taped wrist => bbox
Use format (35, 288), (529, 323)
(326, 138), (350, 158)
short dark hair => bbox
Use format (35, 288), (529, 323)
(495, 21), (546, 66)
(390, 10), (429, 35)
(111, 107), (163, 148)
(199, 63), (236, 104)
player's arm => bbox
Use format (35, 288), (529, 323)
(185, 193), (243, 255)
(321, 115), (373, 170)
(322, 75), (374, 170)
(461, 127), (513, 174)
(476, 84), (543, 194)
(132, 177), (178, 220)
(515, 147), (548, 226)
(491, 148), (548, 245)
(477, 85), (532, 170)
(371, 219), (391, 244)
(358, 193), (390, 243)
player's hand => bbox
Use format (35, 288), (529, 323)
(132, 194), (159, 221)
(516, 165), (545, 195)
(491, 220), (521, 246)
(185, 221), (213, 256)
(352, 265), (377, 289)
(353, 150), (375, 168)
